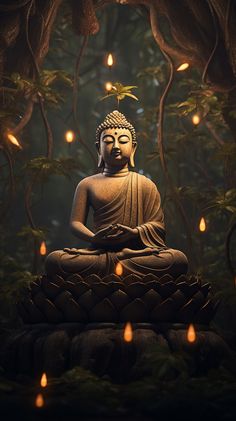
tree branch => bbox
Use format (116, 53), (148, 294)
(73, 35), (97, 167)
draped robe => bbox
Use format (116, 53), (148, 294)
(46, 172), (188, 279)
(93, 171), (166, 249)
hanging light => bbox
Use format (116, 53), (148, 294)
(187, 324), (196, 343)
(199, 217), (206, 232)
(107, 53), (114, 67)
(176, 63), (189, 71)
(105, 81), (113, 92)
(65, 130), (75, 143)
(6, 133), (22, 149)
(40, 373), (47, 388)
(192, 114), (200, 125)
(115, 262), (123, 276)
(35, 393), (44, 408)
(124, 322), (133, 342)
(39, 241), (47, 256)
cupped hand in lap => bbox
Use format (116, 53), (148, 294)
(92, 224), (138, 246)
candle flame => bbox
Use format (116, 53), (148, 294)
(7, 133), (22, 149)
(105, 81), (113, 92)
(40, 241), (47, 256)
(177, 63), (189, 72)
(192, 114), (200, 125)
(187, 324), (196, 343)
(115, 262), (123, 276)
(124, 322), (133, 342)
(35, 393), (44, 408)
(40, 372), (47, 388)
(199, 217), (206, 232)
(107, 53), (114, 67)
(65, 130), (75, 143)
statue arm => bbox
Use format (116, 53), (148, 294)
(70, 179), (95, 243)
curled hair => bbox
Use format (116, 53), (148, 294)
(96, 110), (136, 143)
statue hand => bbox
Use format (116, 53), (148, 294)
(105, 224), (138, 241)
(92, 225), (117, 244)
(92, 224), (138, 246)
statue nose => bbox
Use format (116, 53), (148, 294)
(112, 138), (120, 150)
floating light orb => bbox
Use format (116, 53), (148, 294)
(199, 217), (206, 232)
(115, 262), (123, 276)
(187, 324), (196, 343)
(7, 133), (22, 149)
(124, 322), (133, 342)
(177, 63), (189, 71)
(192, 114), (200, 125)
(107, 53), (114, 67)
(105, 82), (113, 92)
(40, 372), (47, 388)
(40, 241), (47, 256)
(65, 130), (75, 143)
(35, 393), (44, 408)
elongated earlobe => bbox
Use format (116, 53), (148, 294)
(129, 142), (137, 168)
(129, 153), (135, 168)
(95, 141), (104, 168)
(98, 154), (104, 168)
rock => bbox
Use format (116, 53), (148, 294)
(43, 330), (70, 376)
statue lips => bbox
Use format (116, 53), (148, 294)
(111, 149), (121, 158)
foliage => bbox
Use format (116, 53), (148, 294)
(9, 70), (73, 105)
(0, 253), (36, 325)
(100, 82), (138, 105)
(24, 157), (81, 180)
(1, 348), (236, 418)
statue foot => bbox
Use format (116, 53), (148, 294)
(118, 247), (159, 259)
(63, 247), (105, 255)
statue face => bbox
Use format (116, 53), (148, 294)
(99, 128), (136, 167)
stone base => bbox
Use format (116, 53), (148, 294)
(1, 323), (231, 382)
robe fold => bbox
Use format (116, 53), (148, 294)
(93, 171), (166, 250)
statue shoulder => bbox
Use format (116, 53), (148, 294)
(135, 172), (159, 192)
(76, 174), (102, 190)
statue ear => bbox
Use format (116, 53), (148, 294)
(96, 142), (104, 168)
(129, 142), (137, 168)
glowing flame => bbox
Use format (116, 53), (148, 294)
(107, 53), (114, 67)
(124, 322), (133, 342)
(192, 114), (200, 125)
(105, 81), (113, 92)
(187, 324), (196, 343)
(177, 63), (189, 71)
(65, 130), (75, 143)
(199, 217), (206, 232)
(35, 393), (44, 408)
(7, 133), (22, 149)
(40, 241), (47, 256)
(40, 372), (47, 388)
(115, 262), (123, 276)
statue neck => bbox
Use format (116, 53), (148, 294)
(103, 163), (129, 177)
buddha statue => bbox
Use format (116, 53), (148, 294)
(45, 110), (188, 280)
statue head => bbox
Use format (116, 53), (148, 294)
(95, 110), (137, 168)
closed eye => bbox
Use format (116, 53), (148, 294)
(118, 135), (130, 144)
(102, 135), (114, 144)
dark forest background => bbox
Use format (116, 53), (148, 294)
(0, 1), (235, 333)
(0, 1), (236, 418)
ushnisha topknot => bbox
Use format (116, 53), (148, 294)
(96, 110), (136, 143)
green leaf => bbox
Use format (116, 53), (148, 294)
(100, 81), (139, 104)
(123, 92), (138, 101)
